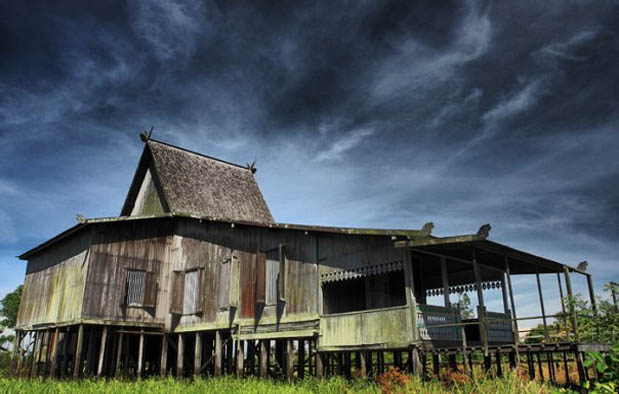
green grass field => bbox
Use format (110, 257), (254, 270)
(0, 373), (561, 394)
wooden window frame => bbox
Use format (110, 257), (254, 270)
(170, 267), (205, 316)
(256, 244), (288, 308)
(121, 268), (158, 309)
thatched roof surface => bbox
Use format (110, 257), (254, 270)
(121, 139), (273, 223)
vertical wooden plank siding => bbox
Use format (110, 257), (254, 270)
(255, 251), (267, 305)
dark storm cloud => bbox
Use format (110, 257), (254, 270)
(1, 0), (618, 319)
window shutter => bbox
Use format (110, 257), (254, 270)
(120, 269), (129, 306)
(256, 251), (266, 305)
(278, 244), (287, 302)
(170, 271), (185, 315)
(195, 267), (204, 314)
(143, 271), (158, 308)
(229, 254), (239, 309)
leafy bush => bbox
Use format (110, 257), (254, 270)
(584, 343), (619, 393)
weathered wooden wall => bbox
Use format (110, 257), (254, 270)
(169, 219), (319, 332)
(16, 230), (93, 329)
(81, 219), (174, 326)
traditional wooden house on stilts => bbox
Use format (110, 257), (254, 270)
(13, 135), (604, 384)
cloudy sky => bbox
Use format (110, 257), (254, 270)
(1, 0), (618, 325)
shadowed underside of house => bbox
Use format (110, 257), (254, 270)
(11, 136), (604, 385)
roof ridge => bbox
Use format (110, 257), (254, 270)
(147, 138), (252, 172)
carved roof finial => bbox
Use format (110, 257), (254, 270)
(246, 159), (257, 174)
(477, 223), (491, 239)
(577, 261), (588, 272)
(140, 126), (154, 142)
(420, 222), (434, 236)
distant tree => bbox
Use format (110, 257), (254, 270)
(455, 293), (474, 319)
(0, 285), (22, 352)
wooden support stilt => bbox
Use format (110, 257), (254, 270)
(461, 326), (470, 376)
(472, 249), (489, 356)
(410, 347), (421, 377)
(575, 351), (586, 385)
(547, 352), (555, 384)
(536, 269), (550, 342)
(73, 325), (84, 378)
(194, 332), (202, 378)
(12, 330), (21, 371)
(508, 351), (516, 370)
(564, 267), (579, 342)
(316, 351), (324, 378)
(226, 335), (234, 374)
(123, 334), (130, 376)
(557, 274), (569, 338)
(160, 334), (168, 376)
(536, 352), (544, 383)
(563, 351), (570, 385)
(96, 326), (108, 377)
(85, 327), (95, 376)
(235, 339), (244, 377)
(285, 339), (294, 380)
(15, 331), (24, 375)
(448, 354), (457, 371)
(177, 334), (184, 378)
(214, 331), (222, 377)
(359, 351), (367, 377)
(367, 351), (373, 377)
(505, 258), (520, 366)
(496, 351), (503, 377)
(60, 329), (70, 378)
(527, 352), (535, 380)
(259, 340), (268, 378)
(298, 339), (305, 379)
(115, 332), (123, 378)
(50, 328), (60, 378)
(432, 353), (440, 377)
(484, 355), (492, 374)
(137, 332), (144, 378)
(30, 331), (40, 378)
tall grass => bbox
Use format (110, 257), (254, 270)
(0, 373), (564, 394)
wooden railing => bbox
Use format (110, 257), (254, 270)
(320, 305), (411, 350)
(484, 309), (513, 343)
(416, 304), (462, 342)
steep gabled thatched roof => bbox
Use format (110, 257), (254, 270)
(120, 139), (274, 223)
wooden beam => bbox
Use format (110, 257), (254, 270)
(285, 339), (294, 380)
(115, 332), (123, 378)
(97, 326), (108, 377)
(315, 351), (324, 378)
(359, 351), (366, 377)
(500, 274), (509, 314)
(85, 327), (95, 376)
(30, 331), (39, 378)
(73, 324), (84, 378)
(60, 329), (69, 378)
(259, 340), (268, 378)
(586, 275), (597, 313)
(214, 331), (222, 377)
(505, 257), (520, 366)
(50, 328), (60, 378)
(402, 248), (416, 341)
(564, 267), (579, 342)
(194, 332), (202, 378)
(297, 339), (305, 379)
(440, 256), (450, 307)
(160, 334), (168, 376)
(236, 339), (244, 377)
(472, 249), (489, 355)
(177, 333), (184, 378)
(137, 332), (144, 378)
(536, 269), (550, 342)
